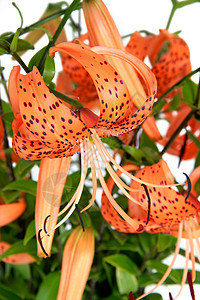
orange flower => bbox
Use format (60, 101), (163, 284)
(101, 160), (200, 299)
(10, 40), (158, 249)
(57, 226), (94, 300)
(127, 29), (192, 98)
(0, 196), (26, 227)
(0, 242), (35, 264)
(82, 0), (161, 141)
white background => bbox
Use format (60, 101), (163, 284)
(0, 0), (200, 299)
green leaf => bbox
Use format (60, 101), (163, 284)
(12, 264), (31, 280)
(157, 234), (176, 252)
(195, 150), (200, 168)
(194, 178), (200, 195)
(116, 268), (138, 294)
(3, 179), (37, 196)
(24, 220), (36, 245)
(147, 260), (181, 284)
(182, 78), (198, 107)
(144, 293), (163, 300)
(123, 145), (155, 164)
(0, 283), (22, 300)
(43, 52), (55, 85)
(140, 132), (159, 153)
(15, 159), (37, 178)
(186, 130), (200, 149)
(0, 239), (37, 261)
(138, 232), (158, 254)
(16, 38), (34, 52)
(36, 272), (60, 300)
(168, 93), (181, 111)
(104, 254), (138, 275)
(101, 136), (121, 149)
(10, 28), (21, 52)
(28, 46), (46, 70)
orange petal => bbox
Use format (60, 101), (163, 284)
(126, 31), (154, 61)
(101, 164), (145, 233)
(57, 226), (94, 300)
(0, 197), (26, 227)
(129, 160), (200, 231)
(190, 166), (200, 197)
(83, 0), (150, 108)
(148, 29), (192, 98)
(35, 156), (71, 257)
(50, 42), (133, 127)
(0, 242), (35, 264)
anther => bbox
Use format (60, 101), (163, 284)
(187, 271), (195, 300)
(129, 291), (135, 300)
(183, 172), (191, 203)
(43, 215), (51, 236)
(38, 229), (48, 257)
(141, 183), (151, 225)
(75, 204), (85, 232)
(169, 292), (174, 300)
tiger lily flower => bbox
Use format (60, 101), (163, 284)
(57, 226), (94, 300)
(10, 40), (158, 255)
(82, 0), (161, 141)
(0, 242), (35, 264)
(0, 196), (26, 227)
(127, 29), (192, 98)
(101, 160), (200, 299)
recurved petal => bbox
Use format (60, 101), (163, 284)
(0, 242), (35, 264)
(50, 42), (132, 128)
(190, 166), (200, 197)
(0, 198), (26, 227)
(148, 30), (191, 97)
(126, 31), (154, 61)
(12, 114), (80, 160)
(129, 160), (200, 228)
(57, 226), (94, 300)
(12, 66), (91, 149)
(35, 156), (71, 257)
(101, 165), (145, 233)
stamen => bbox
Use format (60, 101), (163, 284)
(136, 222), (183, 300)
(38, 229), (48, 257)
(141, 183), (151, 225)
(75, 204), (85, 232)
(183, 172), (191, 203)
(43, 215), (50, 236)
(91, 130), (185, 188)
(89, 140), (142, 231)
(129, 291), (135, 300)
(169, 292), (174, 300)
(187, 271), (195, 300)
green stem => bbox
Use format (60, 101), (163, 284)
(166, 0), (200, 30)
(160, 110), (194, 156)
(166, 7), (176, 30)
(37, 0), (81, 72)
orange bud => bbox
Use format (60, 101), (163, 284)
(0, 197), (26, 227)
(35, 157), (71, 257)
(57, 226), (94, 300)
(0, 242), (35, 264)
